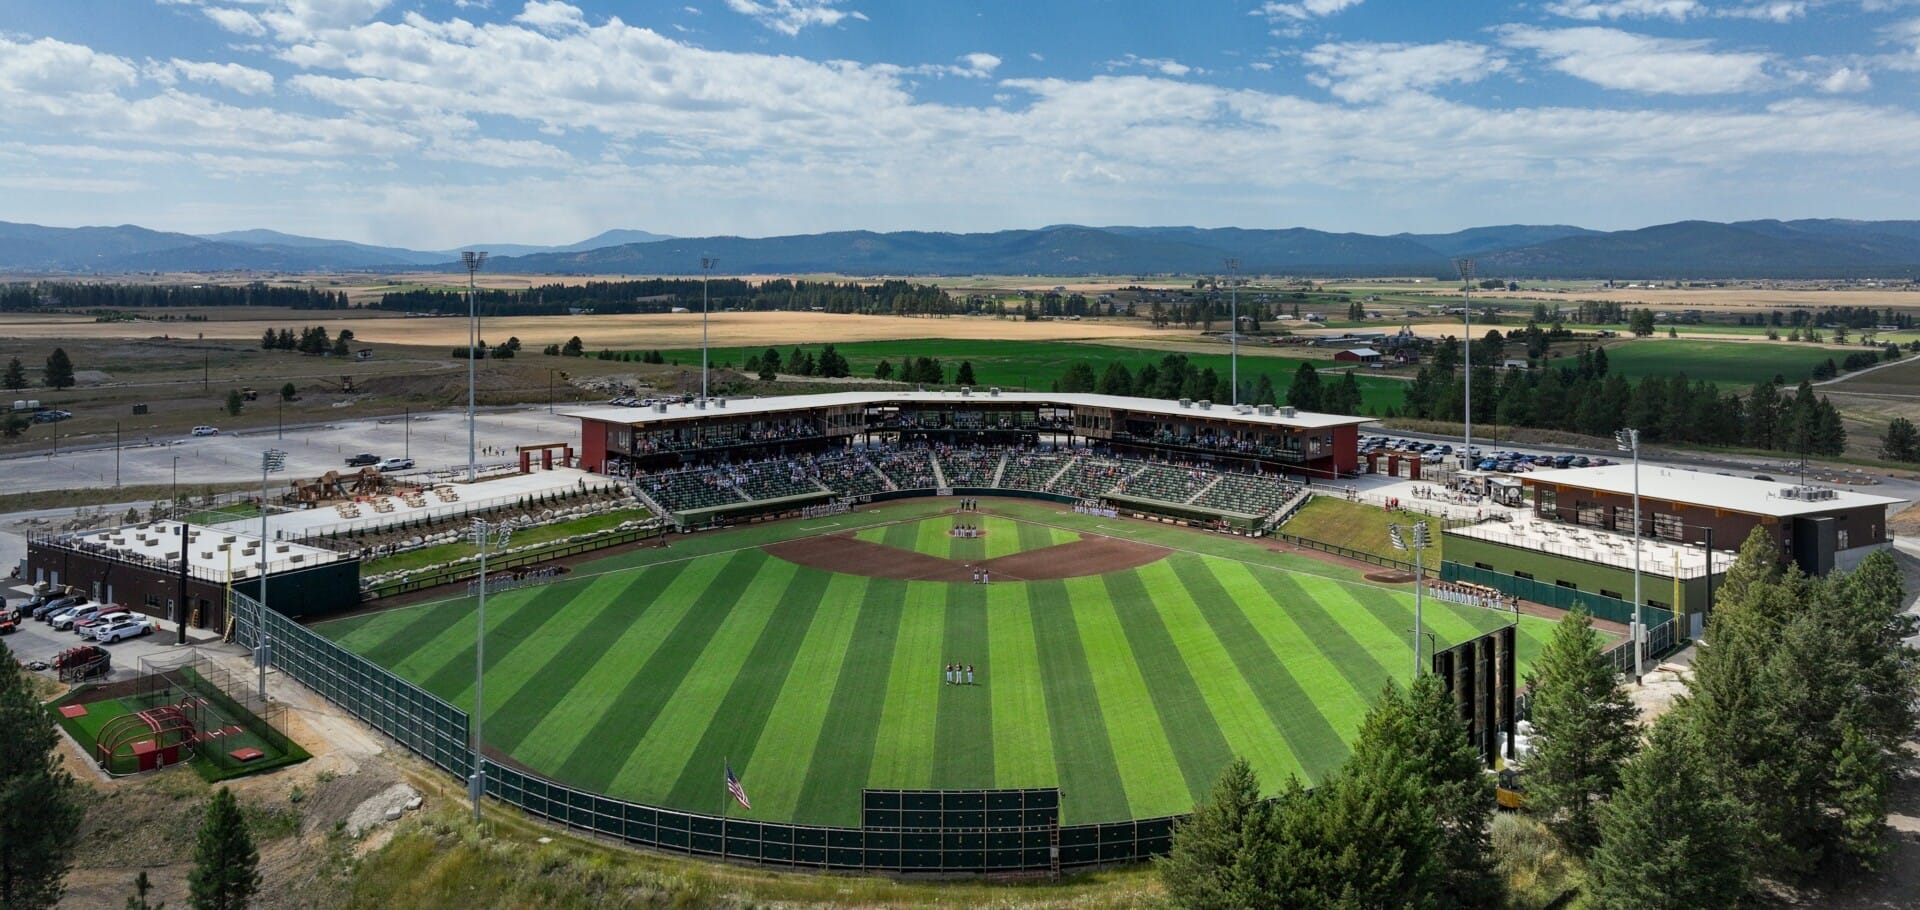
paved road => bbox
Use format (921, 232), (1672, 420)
(1, 405), (588, 497)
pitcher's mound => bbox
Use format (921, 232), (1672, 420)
(1366, 570), (1418, 584)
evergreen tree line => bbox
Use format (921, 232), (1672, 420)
(258, 325), (354, 355)
(1045, 353), (1364, 413)
(3, 348), (75, 392)
(1166, 534), (1918, 907)
(0, 282), (346, 311)
(374, 278), (958, 317)
(1399, 347), (1852, 455)
(745, 345), (857, 380)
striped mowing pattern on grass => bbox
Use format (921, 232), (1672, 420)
(317, 505), (1555, 827)
(853, 514), (1078, 560)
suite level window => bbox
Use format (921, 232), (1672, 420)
(1652, 513), (1684, 541)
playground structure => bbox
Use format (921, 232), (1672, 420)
(291, 466), (393, 505)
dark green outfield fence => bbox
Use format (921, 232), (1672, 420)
(1440, 561), (1673, 629)
(234, 589), (1182, 873)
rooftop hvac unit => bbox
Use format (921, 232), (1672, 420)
(989, 387), (1001, 396)
(713, 397), (726, 408)
(653, 402), (668, 413)
(1236, 404), (1253, 415)
(1198, 400), (1212, 410)
(961, 387), (972, 396)
(1179, 398), (1193, 408)
(1258, 404), (1276, 416)
(694, 398), (707, 410)
(1280, 406), (1298, 418)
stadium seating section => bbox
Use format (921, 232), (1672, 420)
(630, 445), (1303, 524)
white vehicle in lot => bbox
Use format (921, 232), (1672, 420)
(94, 616), (158, 642)
(192, 425), (220, 436)
(72, 611), (133, 636)
(376, 456), (415, 471)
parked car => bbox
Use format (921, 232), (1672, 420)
(73, 611), (132, 636)
(94, 617), (157, 643)
(192, 425), (219, 436)
(31, 409), (72, 424)
(376, 457), (415, 472)
(50, 603), (109, 631)
(345, 453), (380, 467)
(34, 594), (86, 621)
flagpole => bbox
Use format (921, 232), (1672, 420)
(721, 756), (730, 860)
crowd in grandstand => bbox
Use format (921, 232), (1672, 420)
(623, 442), (1306, 525)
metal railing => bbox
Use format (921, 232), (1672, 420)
(1272, 530), (1432, 577)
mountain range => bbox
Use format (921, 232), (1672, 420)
(3, 218), (1918, 279)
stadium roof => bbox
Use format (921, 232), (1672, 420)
(567, 390), (1373, 431)
(1523, 464), (1905, 518)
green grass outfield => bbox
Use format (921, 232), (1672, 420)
(1551, 338), (1843, 387)
(654, 339), (1407, 413)
(316, 499), (1555, 827)
(853, 515), (1078, 560)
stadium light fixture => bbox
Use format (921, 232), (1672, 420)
(258, 448), (286, 698)
(1388, 520), (1431, 680)
(463, 250), (488, 483)
(1456, 258), (1474, 475)
(701, 257), (717, 400)
(1615, 427), (1644, 681)
(470, 518), (512, 823)
(1225, 258), (1240, 405)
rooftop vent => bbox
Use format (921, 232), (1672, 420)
(694, 398), (707, 410)
(989, 387), (1001, 396)
(654, 402), (668, 414)
(1179, 398), (1193, 408)
(714, 397), (727, 408)
(1198, 399), (1212, 410)
(1258, 404), (1276, 416)
(1280, 406), (1298, 418)
(961, 387), (972, 396)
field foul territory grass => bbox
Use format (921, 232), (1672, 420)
(315, 500), (1555, 827)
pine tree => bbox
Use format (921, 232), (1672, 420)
(259, 328), (277, 351)
(42, 347), (74, 389)
(873, 359), (893, 381)
(1830, 724), (1889, 872)
(1252, 373), (1277, 407)
(1, 357), (24, 392)
(1096, 361), (1134, 396)
(1285, 362), (1321, 410)
(1159, 758), (1277, 910)
(224, 389), (243, 417)
(955, 360), (976, 386)
(1589, 717), (1749, 910)
(1522, 608), (1639, 855)
(1311, 683), (1446, 910)
(125, 870), (164, 910)
(759, 347), (780, 381)
(1405, 674), (1502, 910)
(188, 787), (259, 910)
(0, 639), (84, 910)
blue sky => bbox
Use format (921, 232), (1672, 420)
(4, 0), (1920, 248)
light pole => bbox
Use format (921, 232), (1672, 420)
(1389, 520), (1431, 680)
(470, 517), (512, 823)
(1456, 259), (1475, 475)
(277, 397), (284, 441)
(1225, 258), (1240, 405)
(171, 455), (180, 513)
(257, 448), (287, 698)
(701, 257), (717, 400)
(1614, 428), (1643, 681)
(114, 421), (121, 489)
(404, 406), (411, 460)
(462, 251), (488, 483)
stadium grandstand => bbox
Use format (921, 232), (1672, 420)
(572, 390), (1367, 531)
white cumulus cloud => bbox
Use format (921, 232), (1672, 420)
(1818, 65), (1871, 92)
(1544, 0), (1702, 20)
(1302, 41), (1507, 102)
(1255, 0), (1364, 21)
(1498, 25), (1775, 94)
(515, 1), (587, 32)
(151, 59), (276, 95)
(723, 0), (866, 36)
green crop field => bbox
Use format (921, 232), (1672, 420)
(654, 339), (1408, 414)
(1553, 338), (1843, 387)
(316, 499), (1556, 827)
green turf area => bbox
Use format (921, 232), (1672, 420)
(1552, 339), (1843, 387)
(48, 682), (309, 781)
(854, 515), (1078, 560)
(660, 339), (1406, 414)
(359, 508), (651, 576)
(1279, 497), (1443, 565)
(316, 499), (1557, 827)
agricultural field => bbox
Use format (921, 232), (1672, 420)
(316, 499), (1557, 828)
(1551, 338), (1850, 387)
(669, 339), (1410, 413)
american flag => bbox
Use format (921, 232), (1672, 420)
(725, 759), (751, 811)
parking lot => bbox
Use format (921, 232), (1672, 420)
(1361, 433), (1617, 474)
(5, 581), (232, 685)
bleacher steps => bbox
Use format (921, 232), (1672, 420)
(928, 451), (948, 489)
(990, 452), (1009, 488)
(1185, 474), (1223, 505)
(1042, 456), (1078, 491)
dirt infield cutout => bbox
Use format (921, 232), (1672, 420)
(765, 532), (1168, 582)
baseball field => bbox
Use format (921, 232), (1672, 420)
(315, 498), (1557, 827)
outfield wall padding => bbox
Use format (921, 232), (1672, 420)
(239, 584), (1193, 873)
